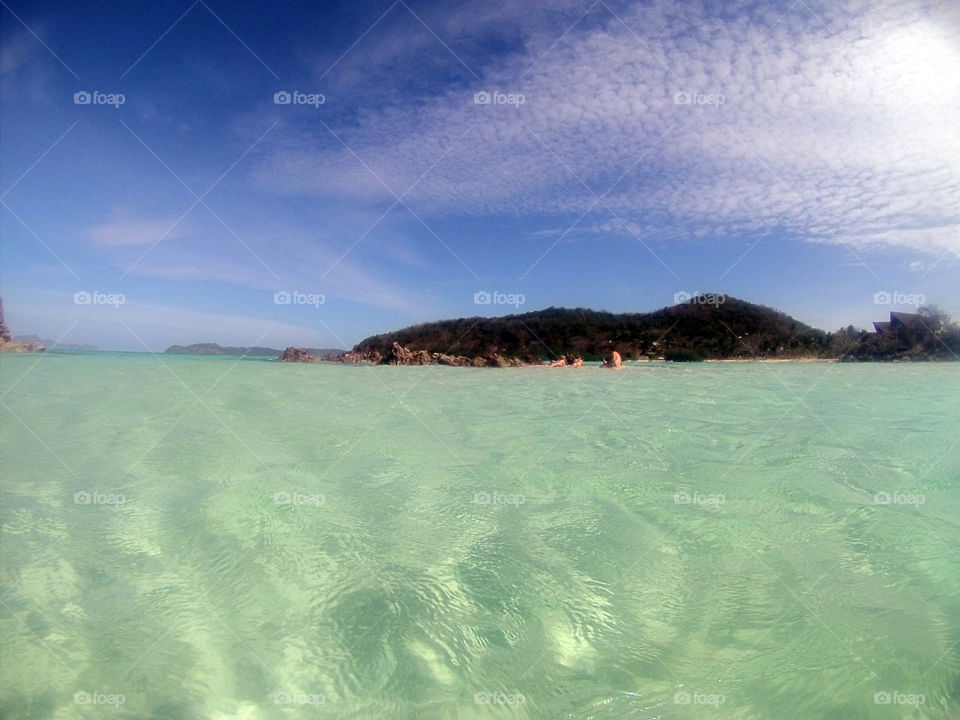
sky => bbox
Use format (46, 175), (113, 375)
(1, 0), (958, 351)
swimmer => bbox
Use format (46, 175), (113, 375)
(600, 350), (621, 368)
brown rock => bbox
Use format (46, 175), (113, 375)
(385, 341), (432, 365)
(278, 347), (317, 363)
(339, 349), (380, 364)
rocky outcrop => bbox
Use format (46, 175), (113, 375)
(320, 342), (530, 367)
(385, 341), (432, 365)
(0, 299), (10, 344)
(433, 353), (472, 367)
(335, 349), (381, 364)
(278, 347), (317, 363)
(0, 298), (44, 353)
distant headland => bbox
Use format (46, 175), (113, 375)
(163, 343), (344, 357)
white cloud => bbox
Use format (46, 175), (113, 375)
(87, 208), (187, 247)
(252, 0), (960, 258)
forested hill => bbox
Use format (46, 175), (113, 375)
(353, 296), (830, 361)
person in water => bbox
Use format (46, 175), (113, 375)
(548, 354), (584, 367)
(600, 350), (621, 368)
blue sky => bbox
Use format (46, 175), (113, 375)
(1, 0), (958, 351)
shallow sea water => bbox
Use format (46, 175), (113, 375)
(1, 353), (958, 719)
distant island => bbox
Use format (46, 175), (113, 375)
(17, 335), (97, 352)
(164, 342), (344, 357)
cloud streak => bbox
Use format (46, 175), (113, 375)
(252, 0), (960, 258)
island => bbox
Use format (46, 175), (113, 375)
(269, 296), (959, 365)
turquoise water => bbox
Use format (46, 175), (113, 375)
(1, 354), (958, 719)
